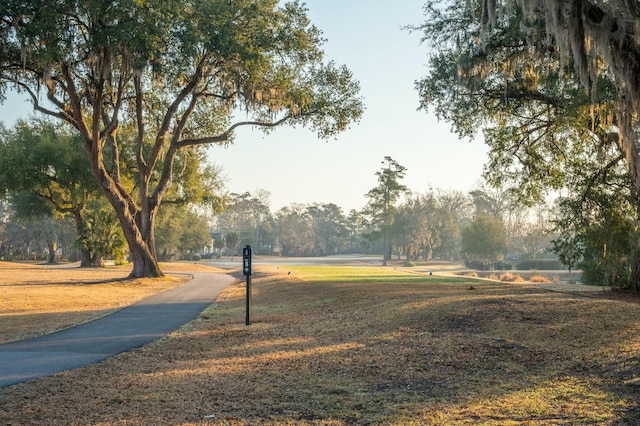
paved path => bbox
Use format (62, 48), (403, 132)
(0, 272), (235, 388)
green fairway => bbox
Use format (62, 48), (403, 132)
(283, 265), (471, 284)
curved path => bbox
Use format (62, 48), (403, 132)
(0, 272), (235, 388)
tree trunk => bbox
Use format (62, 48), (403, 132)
(101, 200), (164, 278)
(382, 233), (388, 266)
(628, 255), (640, 291)
(121, 207), (163, 278)
(128, 242), (163, 278)
(71, 211), (93, 267)
(94, 170), (164, 278)
(80, 248), (92, 267)
(124, 219), (163, 278)
(426, 244), (433, 261)
(91, 252), (105, 268)
(47, 241), (58, 264)
(629, 229), (640, 291)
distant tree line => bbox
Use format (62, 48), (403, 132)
(211, 163), (557, 266)
(0, 119), (593, 288)
(0, 120), (614, 289)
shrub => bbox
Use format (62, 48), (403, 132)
(465, 260), (512, 271)
(495, 261), (512, 271)
(465, 260), (485, 270)
(500, 273), (524, 283)
(403, 260), (416, 267)
(530, 274), (551, 283)
(581, 258), (629, 288)
(516, 259), (564, 270)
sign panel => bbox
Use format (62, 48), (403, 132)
(242, 245), (252, 276)
(243, 245), (253, 325)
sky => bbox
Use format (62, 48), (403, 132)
(213, 0), (490, 212)
(0, 0), (490, 213)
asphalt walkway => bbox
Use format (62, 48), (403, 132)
(0, 272), (235, 388)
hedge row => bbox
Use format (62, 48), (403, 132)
(465, 259), (565, 271)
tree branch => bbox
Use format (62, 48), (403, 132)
(176, 115), (294, 148)
(147, 58), (207, 180)
(580, 154), (625, 205)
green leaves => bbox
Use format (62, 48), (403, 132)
(415, 0), (629, 208)
(0, 120), (96, 205)
(1, 0), (363, 276)
(462, 214), (507, 262)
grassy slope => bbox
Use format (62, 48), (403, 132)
(0, 264), (639, 425)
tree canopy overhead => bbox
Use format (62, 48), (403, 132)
(0, 0), (364, 277)
(478, 0), (640, 189)
(416, 0), (640, 288)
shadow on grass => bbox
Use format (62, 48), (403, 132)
(1, 271), (639, 424)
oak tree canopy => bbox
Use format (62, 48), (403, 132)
(0, 0), (364, 277)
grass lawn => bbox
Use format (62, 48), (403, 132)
(0, 262), (639, 424)
(0, 261), (219, 344)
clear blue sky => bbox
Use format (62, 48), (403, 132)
(215, 0), (489, 211)
(0, 0), (489, 213)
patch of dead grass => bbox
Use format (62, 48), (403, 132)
(1, 266), (640, 425)
(0, 262), (194, 343)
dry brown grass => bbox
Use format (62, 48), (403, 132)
(499, 272), (525, 282)
(0, 261), (221, 344)
(530, 274), (551, 283)
(1, 264), (640, 425)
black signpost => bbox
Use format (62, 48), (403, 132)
(242, 245), (252, 325)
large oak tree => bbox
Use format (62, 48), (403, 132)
(0, 0), (363, 277)
(479, 0), (640, 190)
(416, 0), (640, 288)
(479, 1), (640, 285)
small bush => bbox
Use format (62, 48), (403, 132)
(487, 273), (499, 281)
(464, 271), (478, 278)
(500, 273), (524, 282)
(530, 274), (551, 283)
(403, 260), (416, 267)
